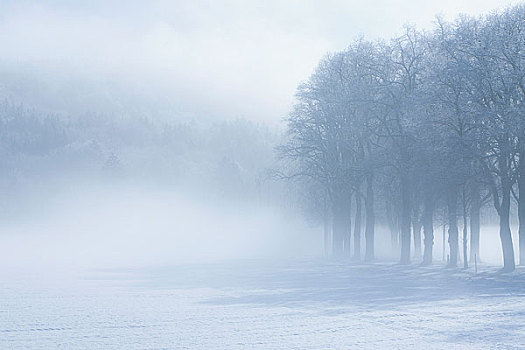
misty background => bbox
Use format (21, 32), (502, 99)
(0, 0), (520, 273)
(0, 0), (518, 123)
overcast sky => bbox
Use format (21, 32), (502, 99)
(0, 0), (521, 124)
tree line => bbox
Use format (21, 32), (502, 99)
(0, 101), (283, 217)
(278, 4), (525, 271)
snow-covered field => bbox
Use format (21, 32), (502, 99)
(2, 259), (525, 349)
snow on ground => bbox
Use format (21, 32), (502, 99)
(1, 259), (525, 349)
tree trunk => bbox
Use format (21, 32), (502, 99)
(422, 191), (434, 266)
(386, 196), (398, 250)
(519, 146), (525, 265)
(469, 181), (481, 262)
(323, 215), (331, 257)
(399, 175), (411, 264)
(447, 187), (459, 268)
(413, 220), (422, 261)
(499, 175), (516, 271)
(442, 222), (446, 262)
(365, 173), (375, 261)
(331, 191), (348, 257)
(353, 193), (362, 260)
(344, 194), (352, 256)
(462, 189), (468, 269)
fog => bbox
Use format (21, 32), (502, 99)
(0, 0), (520, 274)
(2, 1), (525, 349)
(0, 0), (520, 269)
(0, 184), (320, 275)
(0, 108), (313, 274)
(0, 0), (519, 124)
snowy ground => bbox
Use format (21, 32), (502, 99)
(2, 259), (525, 349)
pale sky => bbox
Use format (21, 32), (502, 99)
(0, 0), (521, 124)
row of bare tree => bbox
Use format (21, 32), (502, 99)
(278, 4), (525, 271)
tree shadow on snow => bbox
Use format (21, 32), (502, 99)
(89, 259), (525, 311)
